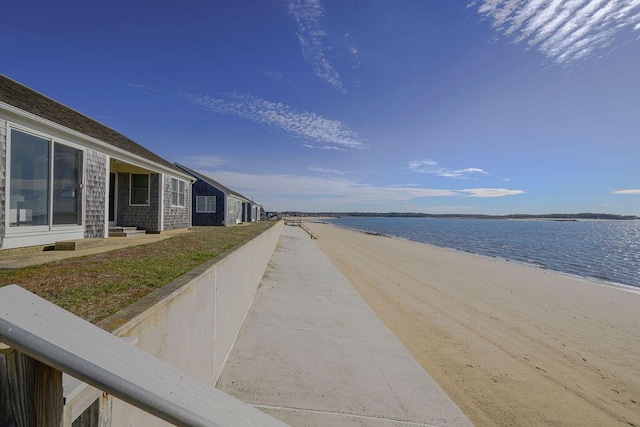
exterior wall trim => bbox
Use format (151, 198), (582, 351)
(159, 174), (164, 232)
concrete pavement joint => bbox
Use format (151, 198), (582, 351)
(252, 404), (447, 427)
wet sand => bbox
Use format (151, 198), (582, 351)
(306, 222), (640, 426)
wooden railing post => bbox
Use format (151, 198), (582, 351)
(0, 343), (63, 427)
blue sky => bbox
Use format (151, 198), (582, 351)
(2, 0), (639, 214)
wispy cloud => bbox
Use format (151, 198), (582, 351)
(180, 155), (229, 168)
(477, 0), (640, 65)
(287, 0), (344, 91)
(308, 166), (347, 175)
(124, 81), (165, 93)
(614, 189), (640, 195)
(184, 165), (523, 211)
(408, 159), (489, 178)
(182, 92), (365, 150)
(462, 188), (524, 197)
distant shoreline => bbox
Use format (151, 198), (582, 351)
(284, 212), (639, 221)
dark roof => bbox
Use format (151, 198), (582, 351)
(0, 74), (182, 173)
(174, 163), (254, 203)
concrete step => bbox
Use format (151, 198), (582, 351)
(109, 227), (147, 237)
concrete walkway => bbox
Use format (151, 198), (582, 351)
(216, 226), (472, 426)
(0, 229), (189, 269)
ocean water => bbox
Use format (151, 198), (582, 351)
(322, 217), (640, 290)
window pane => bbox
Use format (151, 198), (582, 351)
(131, 174), (149, 205)
(171, 178), (185, 206)
(132, 188), (148, 204)
(10, 130), (50, 226)
(132, 174), (148, 189)
(196, 196), (216, 212)
(53, 143), (83, 225)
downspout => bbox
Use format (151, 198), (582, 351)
(104, 156), (111, 238)
(158, 174), (164, 232)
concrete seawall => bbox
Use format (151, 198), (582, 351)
(94, 221), (284, 425)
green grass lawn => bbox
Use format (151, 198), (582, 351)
(0, 223), (274, 323)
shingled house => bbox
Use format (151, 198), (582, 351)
(174, 163), (262, 226)
(0, 75), (194, 249)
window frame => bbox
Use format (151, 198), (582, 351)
(6, 125), (85, 233)
(130, 173), (150, 206)
(196, 195), (216, 213)
(170, 177), (186, 207)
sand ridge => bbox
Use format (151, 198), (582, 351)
(306, 222), (640, 426)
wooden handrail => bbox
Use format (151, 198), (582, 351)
(0, 285), (284, 427)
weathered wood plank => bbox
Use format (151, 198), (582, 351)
(63, 373), (103, 424)
(34, 360), (63, 427)
(1, 347), (35, 426)
(0, 285), (285, 427)
(0, 345), (62, 427)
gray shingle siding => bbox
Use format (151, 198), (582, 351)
(117, 173), (160, 231)
(163, 176), (191, 230)
(0, 120), (6, 248)
(83, 149), (107, 238)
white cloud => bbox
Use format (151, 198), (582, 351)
(408, 159), (489, 178)
(185, 166), (523, 211)
(461, 188), (525, 197)
(308, 166), (347, 175)
(614, 189), (640, 195)
(180, 155), (229, 168)
(182, 92), (365, 150)
(302, 143), (347, 151)
(477, 0), (640, 65)
(287, 0), (344, 91)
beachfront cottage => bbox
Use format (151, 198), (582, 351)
(174, 163), (262, 226)
(0, 74), (194, 249)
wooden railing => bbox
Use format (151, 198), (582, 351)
(283, 219), (317, 239)
(0, 285), (285, 427)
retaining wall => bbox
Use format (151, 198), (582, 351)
(92, 221), (283, 426)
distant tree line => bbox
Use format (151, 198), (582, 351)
(271, 212), (639, 220)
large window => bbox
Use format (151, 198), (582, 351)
(130, 174), (150, 205)
(196, 196), (216, 213)
(9, 130), (50, 226)
(171, 178), (185, 207)
(9, 129), (83, 228)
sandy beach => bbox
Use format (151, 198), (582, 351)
(306, 222), (640, 426)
